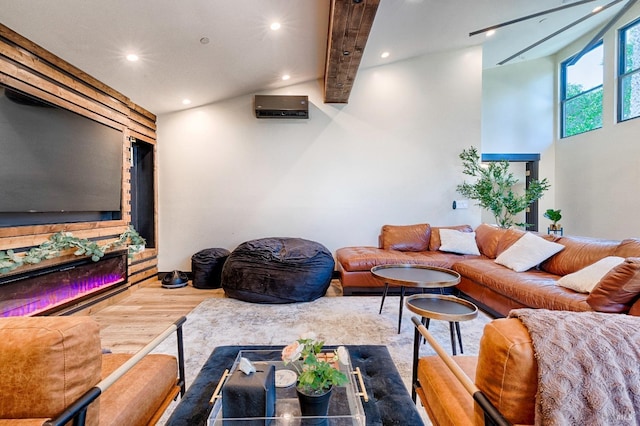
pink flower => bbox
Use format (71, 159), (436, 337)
(282, 341), (303, 363)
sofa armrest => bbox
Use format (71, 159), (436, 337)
(411, 317), (511, 426)
(44, 316), (187, 426)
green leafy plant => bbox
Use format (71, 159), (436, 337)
(456, 146), (550, 229)
(282, 333), (348, 395)
(544, 209), (562, 227)
(0, 226), (145, 274)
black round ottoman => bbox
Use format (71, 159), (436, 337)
(221, 237), (335, 303)
(191, 248), (230, 289)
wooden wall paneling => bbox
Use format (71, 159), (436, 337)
(0, 40), (129, 117)
(0, 221), (130, 239)
(129, 107), (157, 130)
(128, 119), (157, 140)
(0, 24), (130, 108)
(0, 226), (132, 251)
(130, 131), (156, 146)
(127, 100), (156, 123)
(0, 68), (129, 129)
(129, 266), (159, 286)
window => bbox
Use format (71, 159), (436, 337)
(560, 42), (603, 138)
(619, 18), (640, 122)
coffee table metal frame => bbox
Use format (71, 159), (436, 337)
(371, 264), (461, 333)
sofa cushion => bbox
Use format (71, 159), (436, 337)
(99, 353), (178, 426)
(0, 317), (102, 425)
(630, 300), (640, 316)
(429, 225), (473, 251)
(336, 247), (425, 271)
(454, 258), (592, 312)
(614, 238), (640, 258)
(495, 228), (526, 255)
(495, 232), (564, 272)
(379, 223), (431, 252)
(474, 318), (537, 426)
(540, 236), (620, 276)
(474, 224), (507, 259)
(557, 256), (625, 293)
(587, 257), (640, 313)
(439, 229), (480, 255)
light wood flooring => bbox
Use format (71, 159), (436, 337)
(91, 281), (222, 353)
(90, 279), (343, 353)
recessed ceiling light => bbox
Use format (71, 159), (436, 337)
(380, 51), (390, 59)
(182, 99), (192, 105)
(270, 22), (281, 31)
(592, 6), (603, 13)
(486, 30), (496, 37)
(282, 74), (290, 81)
(200, 37), (210, 45)
(126, 54), (139, 62)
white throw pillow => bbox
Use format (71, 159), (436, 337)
(439, 229), (480, 255)
(557, 256), (625, 293)
(495, 232), (564, 272)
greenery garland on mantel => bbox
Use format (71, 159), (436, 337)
(0, 226), (146, 275)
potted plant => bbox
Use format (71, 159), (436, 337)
(282, 333), (348, 421)
(544, 209), (562, 230)
(456, 146), (550, 229)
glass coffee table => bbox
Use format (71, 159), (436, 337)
(371, 264), (461, 333)
(207, 349), (367, 425)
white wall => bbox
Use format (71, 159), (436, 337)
(481, 58), (556, 229)
(157, 46), (483, 271)
(554, 5), (640, 239)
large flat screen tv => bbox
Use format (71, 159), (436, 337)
(0, 85), (123, 227)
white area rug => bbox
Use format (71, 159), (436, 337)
(154, 295), (492, 425)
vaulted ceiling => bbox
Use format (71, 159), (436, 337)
(0, 0), (631, 115)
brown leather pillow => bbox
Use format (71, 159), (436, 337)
(629, 300), (640, 316)
(587, 257), (640, 313)
(474, 223), (508, 259)
(379, 224), (431, 252)
(495, 228), (526, 256)
(429, 225), (473, 251)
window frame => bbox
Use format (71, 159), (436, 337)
(618, 17), (640, 123)
(560, 40), (604, 138)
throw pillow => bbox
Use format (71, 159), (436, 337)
(380, 224), (431, 252)
(428, 225), (473, 251)
(557, 256), (625, 293)
(587, 257), (640, 313)
(438, 229), (480, 255)
(495, 232), (565, 272)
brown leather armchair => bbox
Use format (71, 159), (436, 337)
(412, 315), (534, 425)
(0, 316), (186, 426)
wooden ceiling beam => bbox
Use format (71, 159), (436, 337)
(324, 0), (380, 104)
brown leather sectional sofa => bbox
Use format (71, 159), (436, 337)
(336, 223), (640, 316)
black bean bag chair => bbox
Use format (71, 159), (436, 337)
(221, 237), (334, 303)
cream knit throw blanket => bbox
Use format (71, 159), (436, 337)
(508, 309), (640, 426)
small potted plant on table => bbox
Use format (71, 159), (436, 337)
(282, 333), (349, 422)
(544, 209), (562, 232)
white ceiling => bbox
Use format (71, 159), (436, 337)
(0, 0), (628, 115)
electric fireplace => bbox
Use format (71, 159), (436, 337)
(0, 249), (128, 317)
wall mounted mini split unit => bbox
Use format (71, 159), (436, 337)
(254, 95), (309, 119)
